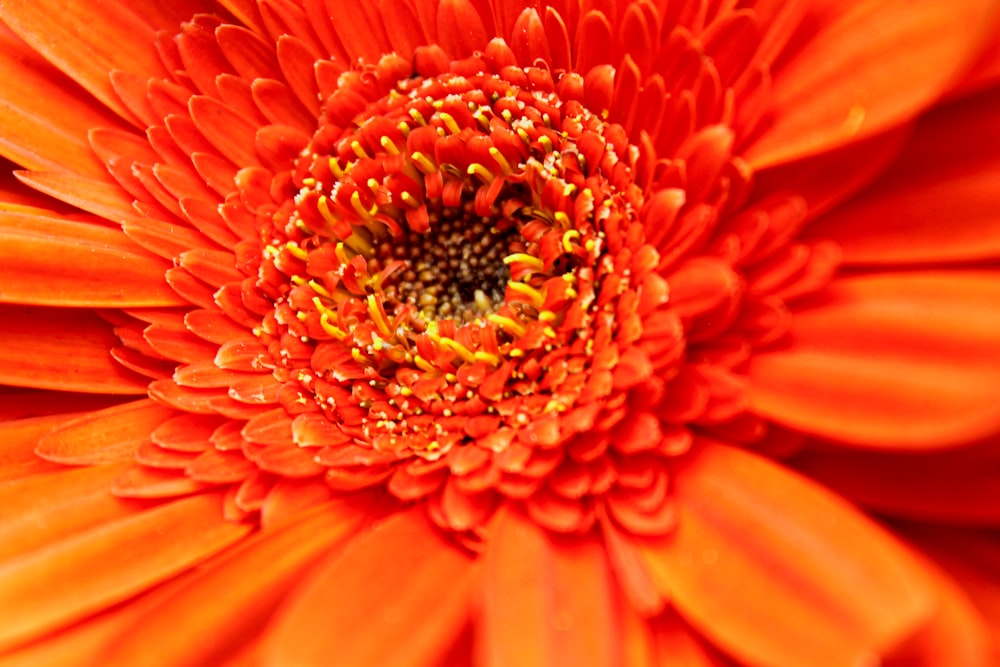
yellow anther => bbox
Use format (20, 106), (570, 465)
(539, 310), (557, 322)
(487, 314), (526, 337)
(555, 211), (572, 228)
(474, 350), (501, 366)
(430, 334), (476, 363)
(308, 280), (333, 299)
(263, 244), (280, 257)
(350, 190), (378, 221)
(334, 242), (352, 265)
(329, 157), (346, 179)
(290, 275), (307, 286)
(351, 140), (369, 159)
(319, 313), (347, 340)
(399, 386), (413, 397)
(366, 178), (381, 195)
(503, 253), (545, 271)
(367, 295), (392, 337)
(351, 348), (368, 364)
(414, 355), (434, 372)
(397, 121), (411, 138)
(380, 135), (400, 155)
(543, 326), (556, 338)
(506, 281), (544, 308)
(538, 135), (553, 152)
(296, 311), (308, 321)
(302, 177), (317, 187)
(501, 109), (513, 123)
(317, 195), (339, 227)
(516, 127), (531, 145)
(438, 112), (461, 135)
(561, 229), (580, 253)
(488, 147), (511, 174)
(400, 191), (421, 209)
(408, 108), (427, 126)
(285, 242), (308, 261)
(467, 163), (494, 182)
(410, 151), (437, 174)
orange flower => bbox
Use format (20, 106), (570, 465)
(1, 0), (1000, 664)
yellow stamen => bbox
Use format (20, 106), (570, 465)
(351, 140), (369, 159)
(488, 147), (511, 174)
(467, 163), (494, 182)
(408, 108), (427, 126)
(487, 314), (526, 337)
(410, 151), (437, 174)
(503, 253), (545, 271)
(380, 135), (400, 155)
(506, 281), (544, 308)
(317, 196), (339, 228)
(400, 191), (420, 209)
(366, 295), (392, 337)
(438, 112), (461, 135)
(320, 313), (347, 340)
(561, 229), (580, 253)
(285, 242), (308, 261)
(414, 355), (434, 372)
(350, 190), (378, 221)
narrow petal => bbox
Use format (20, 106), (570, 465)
(99, 499), (372, 667)
(0, 211), (184, 307)
(260, 508), (475, 667)
(14, 171), (140, 226)
(479, 508), (623, 667)
(0, 463), (136, 562)
(36, 399), (175, 465)
(0, 0), (169, 123)
(0, 492), (251, 651)
(0, 305), (149, 394)
(0, 26), (126, 178)
(746, 0), (998, 168)
(639, 443), (933, 667)
(747, 272), (1000, 448)
(0, 412), (77, 481)
(804, 86), (1000, 264)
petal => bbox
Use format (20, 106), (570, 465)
(0, 211), (184, 307)
(0, 411), (80, 482)
(0, 305), (149, 394)
(260, 508), (475, 667)
(0, 491), (251, 651)
(746, 0), (999, 168)
(99, 499), (372, 667)
(36, 399), (175, 465)
(0, 26), (126, 178)
(639, 443), (933, 667)
(804, 86), (1000, 265)
(0, 0), (169, 123)
(478, 508), (623, 667)
(747, 272), (1000, 448)
(792, 441), (1000, 525)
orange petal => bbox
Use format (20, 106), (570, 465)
(0, 211), (184, 307)
(792, 443), (1000, 525)
(36, 399), (175, 465)
(0, 462), (138, 562)
(0, 411), (78, 482)
(99, 499), (372, 667)
(0, 305), (149, 394)
(14, 170), (137, 225)
(479, 508), (623, 667)
(639, 443), (933, 667)
(747, 272), (1000, 448)
(746, 0), (999, 168)
(0, 491), (251, 651)
(804, 86), (1000, 265)
(260, 508), (475, 667)
(0, 0), (169, 123)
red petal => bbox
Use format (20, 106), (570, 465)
(805, 86), (1000, 265)
(0, 492), (250, 651)
(639, 443), (934, 667)
(746, 0), (998, 168)
(260, 508), (475, 667)
(792, 442), (1000, 525)
(99, 499), (371, 667)
(0, 305), (149, 394)
(0, 211), (183, 307)
(748, 272), (1000, 448)
(479, 508), (623, 667)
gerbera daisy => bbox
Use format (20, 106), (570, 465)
(1, 0), (1000, 664)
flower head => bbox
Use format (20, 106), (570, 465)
(1, 0), (1000, 665)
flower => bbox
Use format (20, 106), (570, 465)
(1, 0), (1000, 664)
